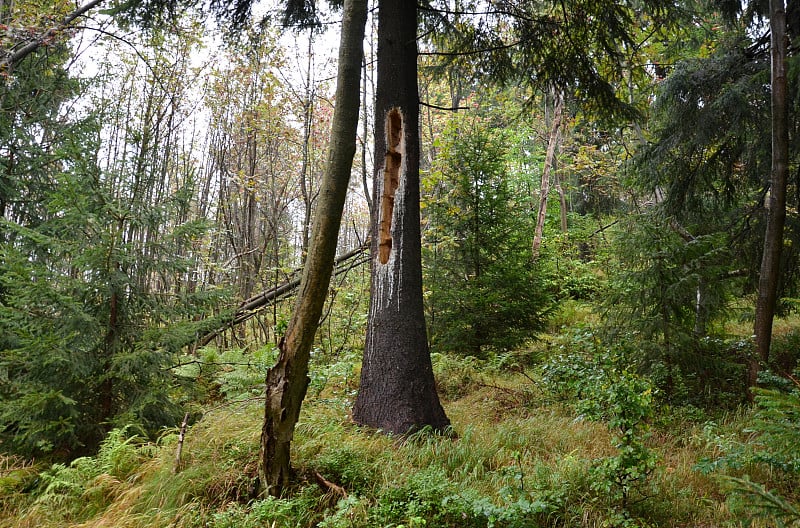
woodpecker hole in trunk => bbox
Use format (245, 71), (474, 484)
(379, 108), (403, 264)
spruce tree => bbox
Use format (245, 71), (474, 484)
(0, 21), (221, 456)
(423, 114), (551, 356)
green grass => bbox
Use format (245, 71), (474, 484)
(3, 305), (799, 527)
(0, 371), (761, 528)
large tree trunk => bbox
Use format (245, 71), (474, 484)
(259, 0), (367, 496)
(352, 0), (450, 434)
(532, 91), (564, 261)
(752, 0), (789, 387)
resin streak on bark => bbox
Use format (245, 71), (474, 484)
(353, 0), (449, 435)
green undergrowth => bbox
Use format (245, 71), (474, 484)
(1, 337), (797, 527)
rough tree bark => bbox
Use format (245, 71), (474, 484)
(352, 0), (450, 434)
(532, 91), (564, 260)
(752, 0), (789, 387)
(259, 0), (367, 496)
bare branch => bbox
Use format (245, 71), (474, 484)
(1, 0), (105, 73)
(419, 100), (470, 111)
(419, 39), (523, 57)
(195, 242), (370, 347)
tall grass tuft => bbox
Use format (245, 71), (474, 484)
(0, 346), (770, 528)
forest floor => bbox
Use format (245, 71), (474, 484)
(1, 305), (795, 527)
(0, 378), (762, 527)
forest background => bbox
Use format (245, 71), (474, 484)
(2, 0), (800, 526)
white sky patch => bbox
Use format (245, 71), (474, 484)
(64, 0), (374, 261)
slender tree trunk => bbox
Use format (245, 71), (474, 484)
(752, 0), (789, 387)
(259, 0), (367, 496)
(694, 277), (708, 337)
(361, 53), (374, 216)
(352, 0), (449, 435)
(300, 32), (316, 259)
(555, 170), (568, 232)
(532, 91), (564, 260)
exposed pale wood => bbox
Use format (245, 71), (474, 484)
(532, 91), (564, 260)
(173, 412), (190, 474)
(353, 0), (449, 436)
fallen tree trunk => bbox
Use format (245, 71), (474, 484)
(195, 242), (369, 347)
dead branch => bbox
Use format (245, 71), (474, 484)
(1, 0), (105, 73)
(312, 470), (348, 499)
(195, 242), (370, 347)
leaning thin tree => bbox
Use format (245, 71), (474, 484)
(259, 0), (367, 496)
(532, 90), (565, 261)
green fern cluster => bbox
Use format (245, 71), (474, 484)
(17, 427), (152, 525)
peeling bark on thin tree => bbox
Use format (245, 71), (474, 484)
(532, 91), (564, 261)
(258, 0), (367, 496)
(752, 0), (789, 388)
(352, 0), (449, 435)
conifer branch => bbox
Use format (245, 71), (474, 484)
(418, 39), (523, 57)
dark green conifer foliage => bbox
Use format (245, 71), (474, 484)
(110, 0), (333, 30)
(0, 145), (209, 455)
(1, 39), (86, 370)
(603, 213), (749, 403)
(609, 9), (800, 401)
(0, 41), (79, 233)
(423, 115), (551, 356)
(619, 37), (771, 320)
(627, 14), (800, 310)
(420, 0), (689, 122)
(0, 40), (219, 456)
(636, 34), (769, 217)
